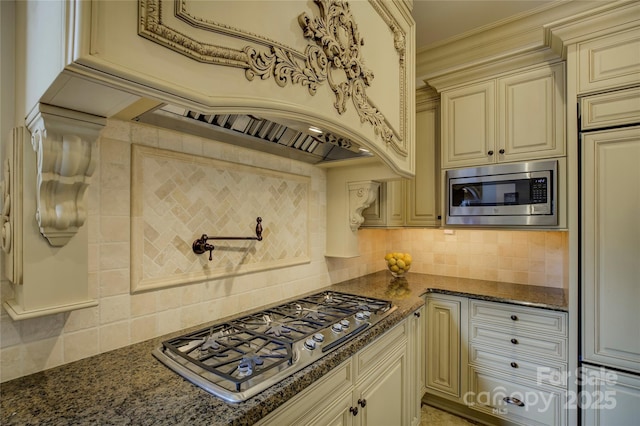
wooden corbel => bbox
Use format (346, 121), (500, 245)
(26, 104), (105, 247)
(348, 181), (380, 231)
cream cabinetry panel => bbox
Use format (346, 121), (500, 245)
(469, 300), (568, 336)
(468, 366), (567, 426)
(257, 361), (353, 425)
(259, 314), (417, 425)
(441, 81), (495, 168)
(424, 295), (569, 425)
(581, 366), (640, 426)
(582, 126), (640, 374)
(409, 307), (425, 426)
(441, 63), (566, 169)
(577, 27), (640, 94)
(361, 180), (404, 227)
(405, 96), (441, 227)
(468, 300), (568, 426)
(498, 64), (566, 162)
(362, 92), (441, 228)
(580, 86), (640, 131)
(425, 294), (468, 401)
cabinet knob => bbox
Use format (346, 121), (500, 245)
(510, 315), (518, 321)
(350, 406), (359, 416)
(499, 149), (505, 154)
(358, 398), (367, 408)
(503, 396), (525, 407)
(414, 311), (421, 318)
(488, 150), (494, 156)
(510, 362), (519, 368)
(511, 338), (518, 344)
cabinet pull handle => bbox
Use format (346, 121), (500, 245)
(414, 311), (421, 318)
(358, 398), (367, 407)
(350, 406), (359, 416)
(511, 338), (518, 344)
(510, 362), (519, 368)
(510, 315), (518, 321)
(499, 149), (505, 154)
(503, 396), (525, 407)
(488, 150), (494, 156)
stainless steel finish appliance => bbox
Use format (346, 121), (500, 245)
(445, 159), (558, 226)
(153, 291), (396, 403)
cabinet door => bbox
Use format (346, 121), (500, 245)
(578, 27), (640, 94)
(361, 181), (403, 227)
(582, 126), (640, 374)
(425, 295), (465, 399)
(582, 366), (640, 426)
(441, 81), (496, 168)
(406, 100), (440, 226)
(498, 63), (565, 161)
(356, 347), (407, 426)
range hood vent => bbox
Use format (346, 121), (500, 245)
(135, 105), (373, 164)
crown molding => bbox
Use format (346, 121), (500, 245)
(416, 0), (613, 89)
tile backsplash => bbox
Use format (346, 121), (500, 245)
(0, 119), (568, 382)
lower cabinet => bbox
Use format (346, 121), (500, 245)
(258, 310), (422, 425)
(424, 294), (468, 401)
(424, 295), (569, 426)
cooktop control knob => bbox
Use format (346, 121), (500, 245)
(355, 311), (372, 321)
(340, 319), (350, 328)
(332, 323), (343, 333)
(313, 333), (324, 342)
(304, 338), (317, 350)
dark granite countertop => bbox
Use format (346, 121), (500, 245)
(0, 272), (567, 425)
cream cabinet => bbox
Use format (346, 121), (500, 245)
(361, 180), (405, 227)
(441, 63), (566, 169)
(259, 312), (420, 425)
(424, 294), (468, 402)
(581, 125), (640, 375)
(467, 300), (568, 426)
(581, 366), (640, 426)
(362, 90), (441, 228)
(577, 27), (640, 95)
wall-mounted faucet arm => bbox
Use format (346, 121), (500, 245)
(193, 217), (263, 261)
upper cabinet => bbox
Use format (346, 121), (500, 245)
(576, 27), (640, 95)
(362, 88), (440, 228)
(441, 63), (566, 169)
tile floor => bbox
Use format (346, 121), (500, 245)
(420, 404), (478, 425)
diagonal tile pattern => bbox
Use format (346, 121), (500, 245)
(131, 145), (310, 291)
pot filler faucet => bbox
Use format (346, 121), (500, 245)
(192, 217), (263, 261)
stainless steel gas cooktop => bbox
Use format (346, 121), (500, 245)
(153, 291), (396, 403)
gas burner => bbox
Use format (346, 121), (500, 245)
(302, 308), (326, 321)
(262, 315), (293, 337)
(238, 352), (265, 376)
(154, 291), (396, 403)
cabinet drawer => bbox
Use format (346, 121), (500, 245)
(468, 366), (567, 426)
(355, 320), (407, 380)
(581, 87), (640, 130)
(470, 323), (567, 361)
(469, 300), (567, 336)
(470, 344), (567, 387)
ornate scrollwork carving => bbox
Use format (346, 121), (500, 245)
(26, 105), (105, 247)
(137, 0), (407, 155)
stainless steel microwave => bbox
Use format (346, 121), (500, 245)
(445, 159), (558, 226)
